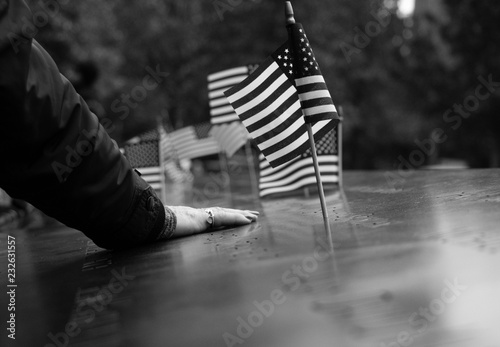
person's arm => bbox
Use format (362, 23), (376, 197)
(0, 1), (257, 249)
(0, 1), (171, 249)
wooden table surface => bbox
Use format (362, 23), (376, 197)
(1, 168), (500, 347)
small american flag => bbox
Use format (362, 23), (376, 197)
(208, 66), (257, 157)
(159, 124), (193, 183)
(209, 122), (249, 158)
(122, 130), (165, 200)
(158, 123), (178, 163)
(170, 122), (220, 160)
(259, 129), (339, 198)
(225, 31), (339, 168)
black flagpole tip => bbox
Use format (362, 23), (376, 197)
(285, 1), (295, 25)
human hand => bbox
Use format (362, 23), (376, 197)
(168, 206), (259, 237)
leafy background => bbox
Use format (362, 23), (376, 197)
(29, 0), (500, 169)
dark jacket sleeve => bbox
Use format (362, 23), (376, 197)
(0, 1), (176, 249)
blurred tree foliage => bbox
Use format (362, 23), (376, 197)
(436, 0), (500, 167)
(394, 0), (500, 168)
(27, 0), (499, 169)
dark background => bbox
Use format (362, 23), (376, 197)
(29, 0), (500, 170)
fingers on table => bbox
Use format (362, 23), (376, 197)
(211, 207), (259, 227)
(212, 207), (259, 215)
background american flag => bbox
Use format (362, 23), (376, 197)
(170, 122), (220, 160)
(208, 65), (257, 157)
(259, 129), (339, 198)
(123, 132), (165, 200)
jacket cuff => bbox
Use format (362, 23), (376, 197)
(157, 206), (177, 240)
(105, 172), (176, 249)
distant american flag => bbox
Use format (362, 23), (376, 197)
(164, 161), (192, 183)
(225, 32), (339, 167)
(158, 123), (180, 163)
(208, 66), (257, 125)
(208, 66), (257, 157)
(159, 124), (193, 183)
(123, 130), (165, 200)
(209, 122), (249, 158)
(170, 122), (220, 160)
(259, 129), (339, 197)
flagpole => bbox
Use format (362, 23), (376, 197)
(219, 151), (232, 202)
(306, 124), (332, 234)
(338, 106), (344, 189)
(245, 141), (259, 200)
(157, 117), (168, 203)
(286, 1), (331, 234)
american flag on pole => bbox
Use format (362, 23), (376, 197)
(224, 25), (339, 168)
(208, 66), (257, 157)
(259, 129), (339, 197)
(170, 122), (220, 160)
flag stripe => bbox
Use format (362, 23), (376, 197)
(210, 97), (231, 108)
(296, 82), (329, 94)
(210, 105), (236, 117)
(211, 114), (242, 125)
(209, 89), (229, 100)
(295, 75), (326, 86)
(298, 90), (332, 100)
(209, 76), (249, 91)
(260, 155), (338, 183)
(302, 105), (338, 116)
(208, 66), (249, 82)
(300, 98), (336, 109)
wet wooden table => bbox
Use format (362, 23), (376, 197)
(1, 168), (500, 347)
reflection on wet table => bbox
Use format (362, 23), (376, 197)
(1, 168), (500, 347)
